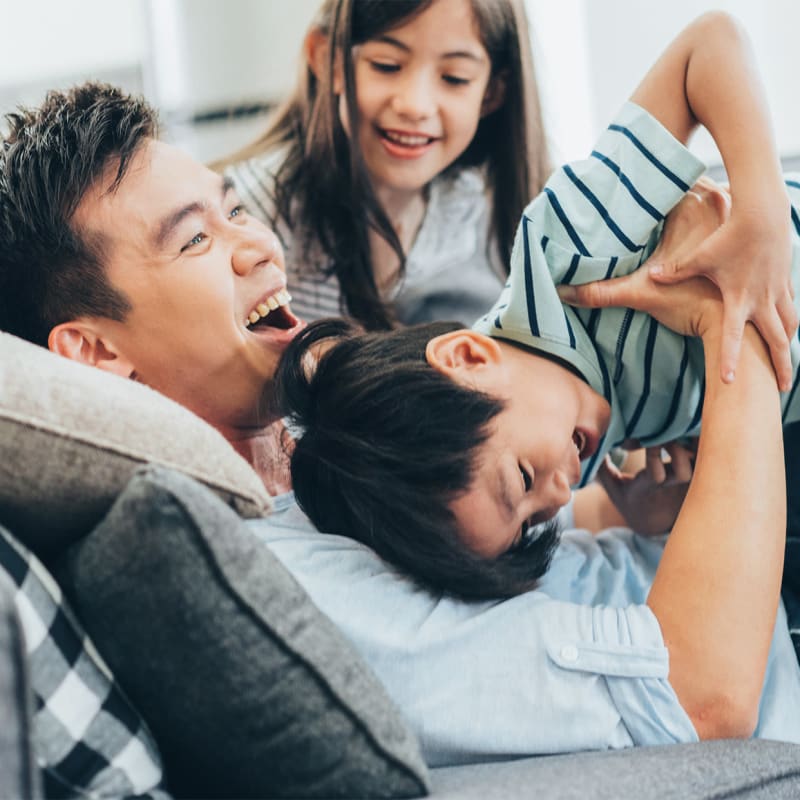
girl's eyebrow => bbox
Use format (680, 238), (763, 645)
(373, 34), (484, 62)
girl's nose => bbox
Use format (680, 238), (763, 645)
(392, 73), (436, 120)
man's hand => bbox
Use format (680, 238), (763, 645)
(646, 178), (797, 390)
(557, 180), (726, 336)
(557, 260), (722, 340)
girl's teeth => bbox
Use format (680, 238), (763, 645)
(385, 131), (429, 146)
(267, 296), (279, 311)
(256, 303), (269, 316)
(248, 310), (260, 325)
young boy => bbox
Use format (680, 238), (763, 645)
(272, 12), (800, 599)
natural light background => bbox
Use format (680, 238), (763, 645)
(526, 0), (800, 169)
(1, 0), (799, 168)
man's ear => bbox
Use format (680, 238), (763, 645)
(304, 27), (344, 94)
(49, 321), (135, 379)
(481, 72), (507, 117)
(425, 330), (503, 383)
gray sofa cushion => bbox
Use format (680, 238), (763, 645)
(59, 466), (430, 799)
(0, 571), (41, 800)
(429, 739), (800, 799)
(0, 332), (272, 560)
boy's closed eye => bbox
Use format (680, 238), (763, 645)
(519, 462), (533, 492)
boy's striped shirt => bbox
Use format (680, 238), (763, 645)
(474, 102), (800, 485)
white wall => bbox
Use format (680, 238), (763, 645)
(0, 0), (144, 86)
(143, 0), (319, 115)
(527, 0), (800, 167)
(3, 1), (798, 166)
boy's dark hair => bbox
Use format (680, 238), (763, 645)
(273, 318), (560, 600)
(218, 0), (550, 331)
(0, 82), (158, 346)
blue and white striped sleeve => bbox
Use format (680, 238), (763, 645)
(475, 102), (706, 347)
(538, 102), (706, 271)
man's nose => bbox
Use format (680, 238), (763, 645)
(391, 71), (436, 120)
(231, 225), (281, 276)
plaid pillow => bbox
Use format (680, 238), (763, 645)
(0, 526), (169, 798)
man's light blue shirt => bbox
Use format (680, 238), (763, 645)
(250, 494), (800, 767)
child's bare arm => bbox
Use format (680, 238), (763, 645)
(630, 11), (796, 389)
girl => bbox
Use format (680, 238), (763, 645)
(218, 0), (550, 329)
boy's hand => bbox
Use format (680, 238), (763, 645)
(646, 177), (797, 390)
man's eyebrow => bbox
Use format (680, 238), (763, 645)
(152, 177), (236, 250)
(373, 35), (484, 62)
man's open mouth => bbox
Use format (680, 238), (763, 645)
(244, 288), (298, 331)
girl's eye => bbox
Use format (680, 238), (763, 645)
(370, 61), (400, 74)
(229, 205), (245, 220)
(442, 75), (471, 86)
(520, 464), (532, 492)
(181, 232), (207, 253)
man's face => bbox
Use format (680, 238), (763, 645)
(72, 139), (303, 428)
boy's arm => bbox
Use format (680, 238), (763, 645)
(630, 11), (796, 389)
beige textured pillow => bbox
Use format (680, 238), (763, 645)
(0, 332), (272, 559)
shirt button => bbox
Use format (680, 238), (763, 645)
(561, 645), (579, 662)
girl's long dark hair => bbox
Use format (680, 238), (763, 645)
(218, 0), (550, 330)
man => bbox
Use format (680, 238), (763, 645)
(2, 78), (798, 767)
(0, 82), (302, 494)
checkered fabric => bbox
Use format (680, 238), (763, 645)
(0, 526), (170, 798)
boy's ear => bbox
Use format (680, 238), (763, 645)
(48, 321), (136, 379)
(425, 330), (503, 383)
(304, 27), (344, 94)
(481, 72), (507, 117)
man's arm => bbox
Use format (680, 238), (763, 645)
(649, 316), (784, 738)
(562, 266), (786, 738)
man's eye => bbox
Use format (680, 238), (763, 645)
(519, 464), (532, 492)
(181, 232), (207, 252)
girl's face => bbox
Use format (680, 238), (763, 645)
(346, 0), (497, 200)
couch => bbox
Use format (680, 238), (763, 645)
(2, 330), (800, 799)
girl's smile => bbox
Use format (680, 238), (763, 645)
(377, 126), (441, 160)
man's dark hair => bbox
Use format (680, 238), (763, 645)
(0, 82), (158, 345)
(273, 318), (560, 600)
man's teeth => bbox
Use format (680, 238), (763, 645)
(245, 288), (292, 326)
(573, 431), (586, 456)
(384, 130), (432, 146)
